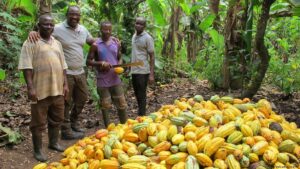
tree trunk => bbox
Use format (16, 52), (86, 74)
(187, 1), (200, 62)
(208, 0), (220, 30)
(223, 1), (249, 90)
(36, 0), (52, 16)
(222, 0), (238, 89)
(162, 7), (181, 58)
(242, 0), (275, 98)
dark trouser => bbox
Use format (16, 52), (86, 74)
(30, 96), (64, 132)
(30, 95), (64, 161)
(132, 74), (149, 116)
(62, 73), (88, 131)
(97, 84), (127, 126)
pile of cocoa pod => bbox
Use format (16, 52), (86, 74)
(33, 95), (300, 169)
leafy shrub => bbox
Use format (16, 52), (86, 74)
(0, 12), (22, 69)
(267, 56), (300, 94)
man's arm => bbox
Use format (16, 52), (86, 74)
(86, 43), (111, 71)
(23, 69), (37, 101)
(86, 37), (96, 46)
(63, 70), (69, 100)
(149, 51), (155, 84)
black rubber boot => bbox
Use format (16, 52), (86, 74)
(61, 129), (84, 140)
(117, 109), (128, 124)
(102, 109), (110, 127)
(48, 128), (65, 152)
(32, 132), (47, 162)
(71, 121), (86, 132)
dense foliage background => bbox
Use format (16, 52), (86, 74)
(0, 0), (299, 97)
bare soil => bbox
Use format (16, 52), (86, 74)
(0, 78), (299, 169)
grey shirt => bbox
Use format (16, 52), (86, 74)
(131, 31), (154, 74)
(53, 21), (92, 75)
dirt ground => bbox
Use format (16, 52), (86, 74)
(0, 78), (299, 169)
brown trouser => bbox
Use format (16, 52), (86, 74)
(97, 84), (127, 110)
(30, 96), (64, 132)
(62, 73), (88, 131)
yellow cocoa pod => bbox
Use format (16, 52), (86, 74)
(167, 125), (177, 140)
(153, 141), (171, 153)
(248, 153), (259, 163)
(187, 140), (198, 156)
(214, 148), (227, 160)
(183, 123), (197, 133)
(204, 137), (225, 157)
(294, 145), (300, 158)
(252, 140), (269, 155)
(121, 163), (146, 169)
(185, 131), (196, 141)
(112, 149), (125, 158)
(158, 151), (171, 161)
(225, 154), (241, 169)
(165, 152), (188, 165)
(123, 132), (139, 143)
(157, 130), (168, 142)
(240, 124), (253, 137)
(147, 123), (157, 136)
(262, 149), (278, 165)
(33, 163), (48, 169)
(114, 67), (124, 74)
(171, 134), (185, 145)
(172, 161), (185, 169)
(122, 141), (137, 152)
(118, 152), (129, 164)
(195, 153), (213, 167)
(99, 159), (119, 169)
(127, 155), (150, 166)
(214, 159), (227, 169)
(127, 147), (139, 157)
(138, 127), (148, 142)
(89, 160), (101, 169)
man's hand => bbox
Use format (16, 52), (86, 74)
(100, 61), (112, 72)
(149, 75), (155, 84)
(27, 87), (37, 102)
(28, 31), (40, 43)
(63, 84), (69, 100)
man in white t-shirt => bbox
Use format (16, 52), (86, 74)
(131, 17), (155, 116)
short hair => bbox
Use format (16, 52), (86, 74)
(136, 16), (147, 26)
(100, 21), (112, 28)
(38, 14), (53, 24)
(66, 5), (80, 15)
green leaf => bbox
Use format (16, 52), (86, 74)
(289, 0), (300, 7)
(190, 3), (202, 13)
(17, 15), (34, 22)
(208, 29), (224, 50)
(19, 0), (37, 16)
(19, 72), (25, 84)
(180, 3), (190, 16)
(4, 111), (16, 117)
(271, 2), (290, 11)
(0, 123), (23, 145)
(147, 0), (166, 26)
(0, 69), (5, 81)
(292, 6), (300, 16)
(199, 14), (216, 32)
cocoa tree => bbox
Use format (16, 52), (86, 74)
(242, 0), (276, 98)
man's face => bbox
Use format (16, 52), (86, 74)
(135, 19), (145, 34)
(66, 7), (81, 28)
(39, 17), (54, 36)
(101, 23), (112, 40)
